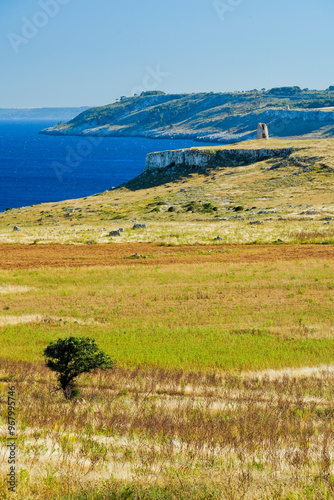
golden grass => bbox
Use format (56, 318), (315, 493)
(0, 139), (333, 245)
(1, 360), (334, 499)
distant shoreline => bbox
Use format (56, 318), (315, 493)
(39, 89), (334, 143)
(39, 127), (241, 145)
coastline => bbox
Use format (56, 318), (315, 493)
(39, 127), (247, 144)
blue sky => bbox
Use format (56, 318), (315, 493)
(1, 0), (333, 108)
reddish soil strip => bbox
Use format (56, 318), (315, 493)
(0, 244), (333, 270)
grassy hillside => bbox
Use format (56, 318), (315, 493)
(1, 139), (334, 245)
(40, 87), (334, 141)
(1, 139), (334, 499)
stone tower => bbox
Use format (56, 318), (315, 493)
(257, 123), (269, 139)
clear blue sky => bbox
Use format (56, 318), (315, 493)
(1, 0), (333, 108)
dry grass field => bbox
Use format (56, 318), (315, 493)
(1, 361), (334, 499)
(1, 139), (334, 498)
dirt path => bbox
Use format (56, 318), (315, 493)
(0, 243), (333, 269)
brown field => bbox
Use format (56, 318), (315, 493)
(0, 243), (334, 269)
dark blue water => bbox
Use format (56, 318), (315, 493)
(0, 121), (218, 213)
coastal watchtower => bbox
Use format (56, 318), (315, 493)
(257, 123), (269, 139)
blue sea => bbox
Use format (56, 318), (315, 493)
(0, 121), (218, 213)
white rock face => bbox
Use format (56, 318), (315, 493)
(145, 147), (293, 172)
(145, 149), (212, 171)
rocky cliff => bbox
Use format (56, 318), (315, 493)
(145, 146), (294, 172)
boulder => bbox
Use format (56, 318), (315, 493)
(132, 224), (147, 229)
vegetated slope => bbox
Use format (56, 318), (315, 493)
(40, 87), (334, 142)
(124, 138), (334, 190)
(1, 138), (334, 246)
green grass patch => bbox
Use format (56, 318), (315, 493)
(0, 259), (333, 371)
(1, 322), (334, 371)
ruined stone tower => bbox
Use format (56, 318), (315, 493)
(257, 123), (269, 139)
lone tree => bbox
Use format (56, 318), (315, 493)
(44, 337), (115, 399)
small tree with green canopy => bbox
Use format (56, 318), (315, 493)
(44, 337), (115, 399)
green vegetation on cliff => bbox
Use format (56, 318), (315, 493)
(2, 138), (334, 245)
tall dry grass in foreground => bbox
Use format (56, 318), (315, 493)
(1, 360), (334, 499)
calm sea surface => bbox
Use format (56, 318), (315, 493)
(0, 120), (219, 212)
